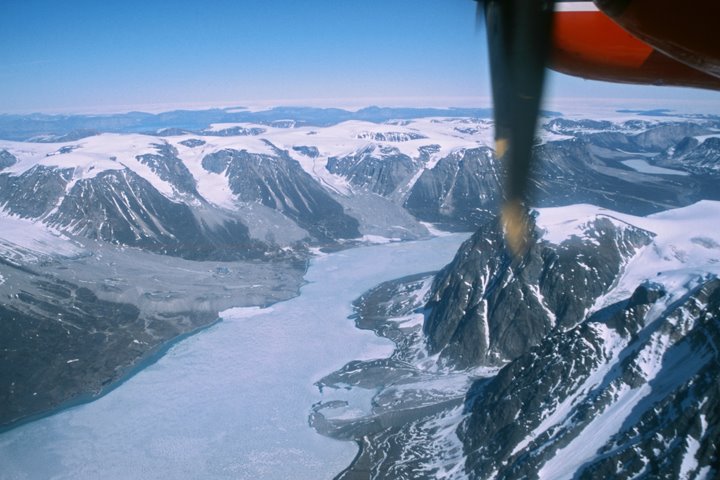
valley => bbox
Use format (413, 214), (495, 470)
(1, 107), (719, 479)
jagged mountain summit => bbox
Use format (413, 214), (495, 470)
(424, 212), (653, 369)
(316, 201), (720, 480)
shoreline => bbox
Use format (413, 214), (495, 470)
(0, 289), (307, 435)
(0, 317), (222, 434)
(308, 272), (460, 475)
(0, 234), (446, 435)
(0, 232), (472, 479)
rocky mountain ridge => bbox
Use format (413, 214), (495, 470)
(1, 116), (717, 261)
(315, 201), (720, 480)
(423, 213), (653, 368)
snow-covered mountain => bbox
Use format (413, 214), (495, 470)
(0, 119), (499, 255)
(460, 202), (720, 479)
(423, 211), (652, 369)
(316, 201), (720, 480)
(2, 115), (718, 258)
(2, 110), (720, 475)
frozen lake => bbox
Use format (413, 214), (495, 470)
(621, 159), (689, 176)
(0, 233), (468, 480)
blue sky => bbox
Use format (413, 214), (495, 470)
(1, 0), (719, 114)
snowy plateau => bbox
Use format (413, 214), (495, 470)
(0, 107), (719, 479)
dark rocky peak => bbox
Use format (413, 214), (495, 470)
(45, 145), (80, 156)
(0, 165), (73, 219)
(292, 145), (319, 158)
(417, 144), (441, 158)
(585, 131), (636, 151)
(455, 125), (487, 135)
(631, 122), (711, 151)
(201, 148), (282, 176)
(538, 216), (653, 325)
(202, 148), (360, 242)
(201, 148), (236, 174)
(626, 280), (667, 306)
(669, 136), (700, 157)
(530, 136), (714, 216)
(259, 139), (293, 158)
(326, 144), (417, 197)
(655, 135), (720, 175)
(459, 275), (720, 479)
(533, 137), (602, 176)
(178, 138), (206, 148)
(45, 169), (264, 260)
(686, 136), (720, 166)
(545, 118), (616, 135)
(580, 122), (709, 153)
(0, 149), (17, 170)
(135, 142), (199, 197)
(403, 146), (501, 230)
(699, 136), (720, 149)
(423, 213), (653, 369)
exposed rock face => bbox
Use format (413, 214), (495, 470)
(135, 142), (199, 196)
(544, 118), (618, 134)
(292, 145), (319, 158)
(354, 131), (427, 142)
(631, 123), (710, 150)
(202, 148), (361, 242)
(423, 214), (653, 369)
(576, 122), (710, 152)
(656, 136), (720, 175)
(460, 277), (720, 480)
(200, 126), (265, 136)
(46, 169), (264, 260)
(310, 272), (474, 480)
(404, 147), (501, 229)
(530, 137), (718, 214)
(178, 138), (205, 148)
(326, 145), (417, 196)
(0, 150), (16, 170)
(0, 165), (72, 218)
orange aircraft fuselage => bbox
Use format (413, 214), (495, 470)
(551, 1), (720, 90)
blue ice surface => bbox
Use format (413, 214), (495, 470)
(0, 233), (469, 480)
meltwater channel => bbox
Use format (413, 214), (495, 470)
(0, 233), (468, 480)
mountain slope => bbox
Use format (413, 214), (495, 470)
(404, 147), (501, 229)
(423, 212), (652, 368)
(315, 201), (720, 480)
(462, 276), (719, 480)
(202, 147), (361, 242)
